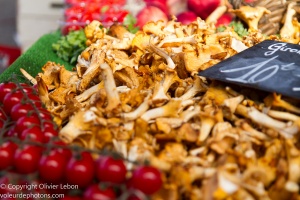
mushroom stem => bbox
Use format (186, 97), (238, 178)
(206, 5), (227, 24)
(223, 95), (244, 113)
(264, 93), (300, 114)
(141, 99), (182, 122)
(151, 80), (169, 105)
(280, 2), (297, 39)
(199, 116), (216, 142)
(78, 50), (104, 92)
(237, 120), (271, 140)
(59, 110), (91, 143)
(35, 76), (51, 108)
(189, 166), (216, 182)
(267, 110), (300, 122)
(20, 68), (37, 85)
(100, 62), (121, 112)
(149, 42), (176, 69)
(247, 107), (298, 138)
(179, 76), (207, 101)
(180, 105), (201, 122)
(75, 82), (103, 103)
(121, 94), (151, 121)
(158, 35), (197, 48)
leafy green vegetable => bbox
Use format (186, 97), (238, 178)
(217, 21), (249, 38)
(52, 29), (87, 65)
(123, 14), (139, 34)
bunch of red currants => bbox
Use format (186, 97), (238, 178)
(0, 81), (163, 200)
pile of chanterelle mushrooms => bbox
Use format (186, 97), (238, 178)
(21, 4), (300, 200)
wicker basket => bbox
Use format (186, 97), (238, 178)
(230, 0), (300, 35)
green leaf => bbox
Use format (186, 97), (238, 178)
(123, 14), (139, 33)
(52, 29), (87, 65)
(217, 21), (249, 38)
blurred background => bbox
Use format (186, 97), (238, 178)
(0, 0), (65, 72)
(0, 0), (255, 73)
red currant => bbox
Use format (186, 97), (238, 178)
(39, 150), (67, 183)
(20, 126), (45, 143)
(0, 82), (17, 103)
(44, 126), (59, 142)
(10, 103), (35, 121)
(65, 151), (95, 188)
(15, 115), (41, 134)
(129, 166), (163, 195)
(83, 184), (116, 200)
(3, 90), (24, 114)
(96, 156), (127, 184)
(0, 141), (17, 170)
(14, 145), (42, 174)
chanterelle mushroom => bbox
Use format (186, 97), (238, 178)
(230, 6), (271, 32)
(279, 2), (300, 44)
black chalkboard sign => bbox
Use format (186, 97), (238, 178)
(198, 40), (300, 99)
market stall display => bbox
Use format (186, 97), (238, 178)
(1, 0), (300, 199)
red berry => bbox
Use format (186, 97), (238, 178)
(129, 166), (162, 195)
(0, 141), (18, 170)
(0, 176), (18, 195)
(39, 150), (67, 183)
(126, 194), (144, 200)
(43, 121), (56, 129)
(3, 91), (24, 114)
(59, 195), (82, 200)
(20, 126), (45, 143)
(65, 152), (95, 188)
(0, 82), (17, 103)
(96, 156), (127, 184)
(19, 83), (36, 94)
(27, 93), (43, 107)
(14, 145), (42, 174)
(10, 103), (35, 121)
(35, 108), (52, 121)
(44, 126), (59, 142)
(15, 115), (40, 134)
(52, 141), (72, 161)
(83, 184), (116, 200)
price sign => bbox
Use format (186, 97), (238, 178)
(198, 40), (300, 99)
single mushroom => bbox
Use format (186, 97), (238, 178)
(198, 106), (223, 143)
(229, 6), (271, 32)
(157, 35), (197, 48)
(75, 82), (104, 103)
(59, 110), (93, 143)
(141, 99), (182, 122)
(280, 2), (298, 43)
(100, 62), (121, 113)
(247, 107), (299, 139)
(77, 49), (105, 92)
(179, 75), (208, 101)
(121, 93), (151, 121)
(149, 42), (176, 69)
(264, 93), (300, 114)
(223, 95), (244, 113)
(152, 69), (181, 105)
